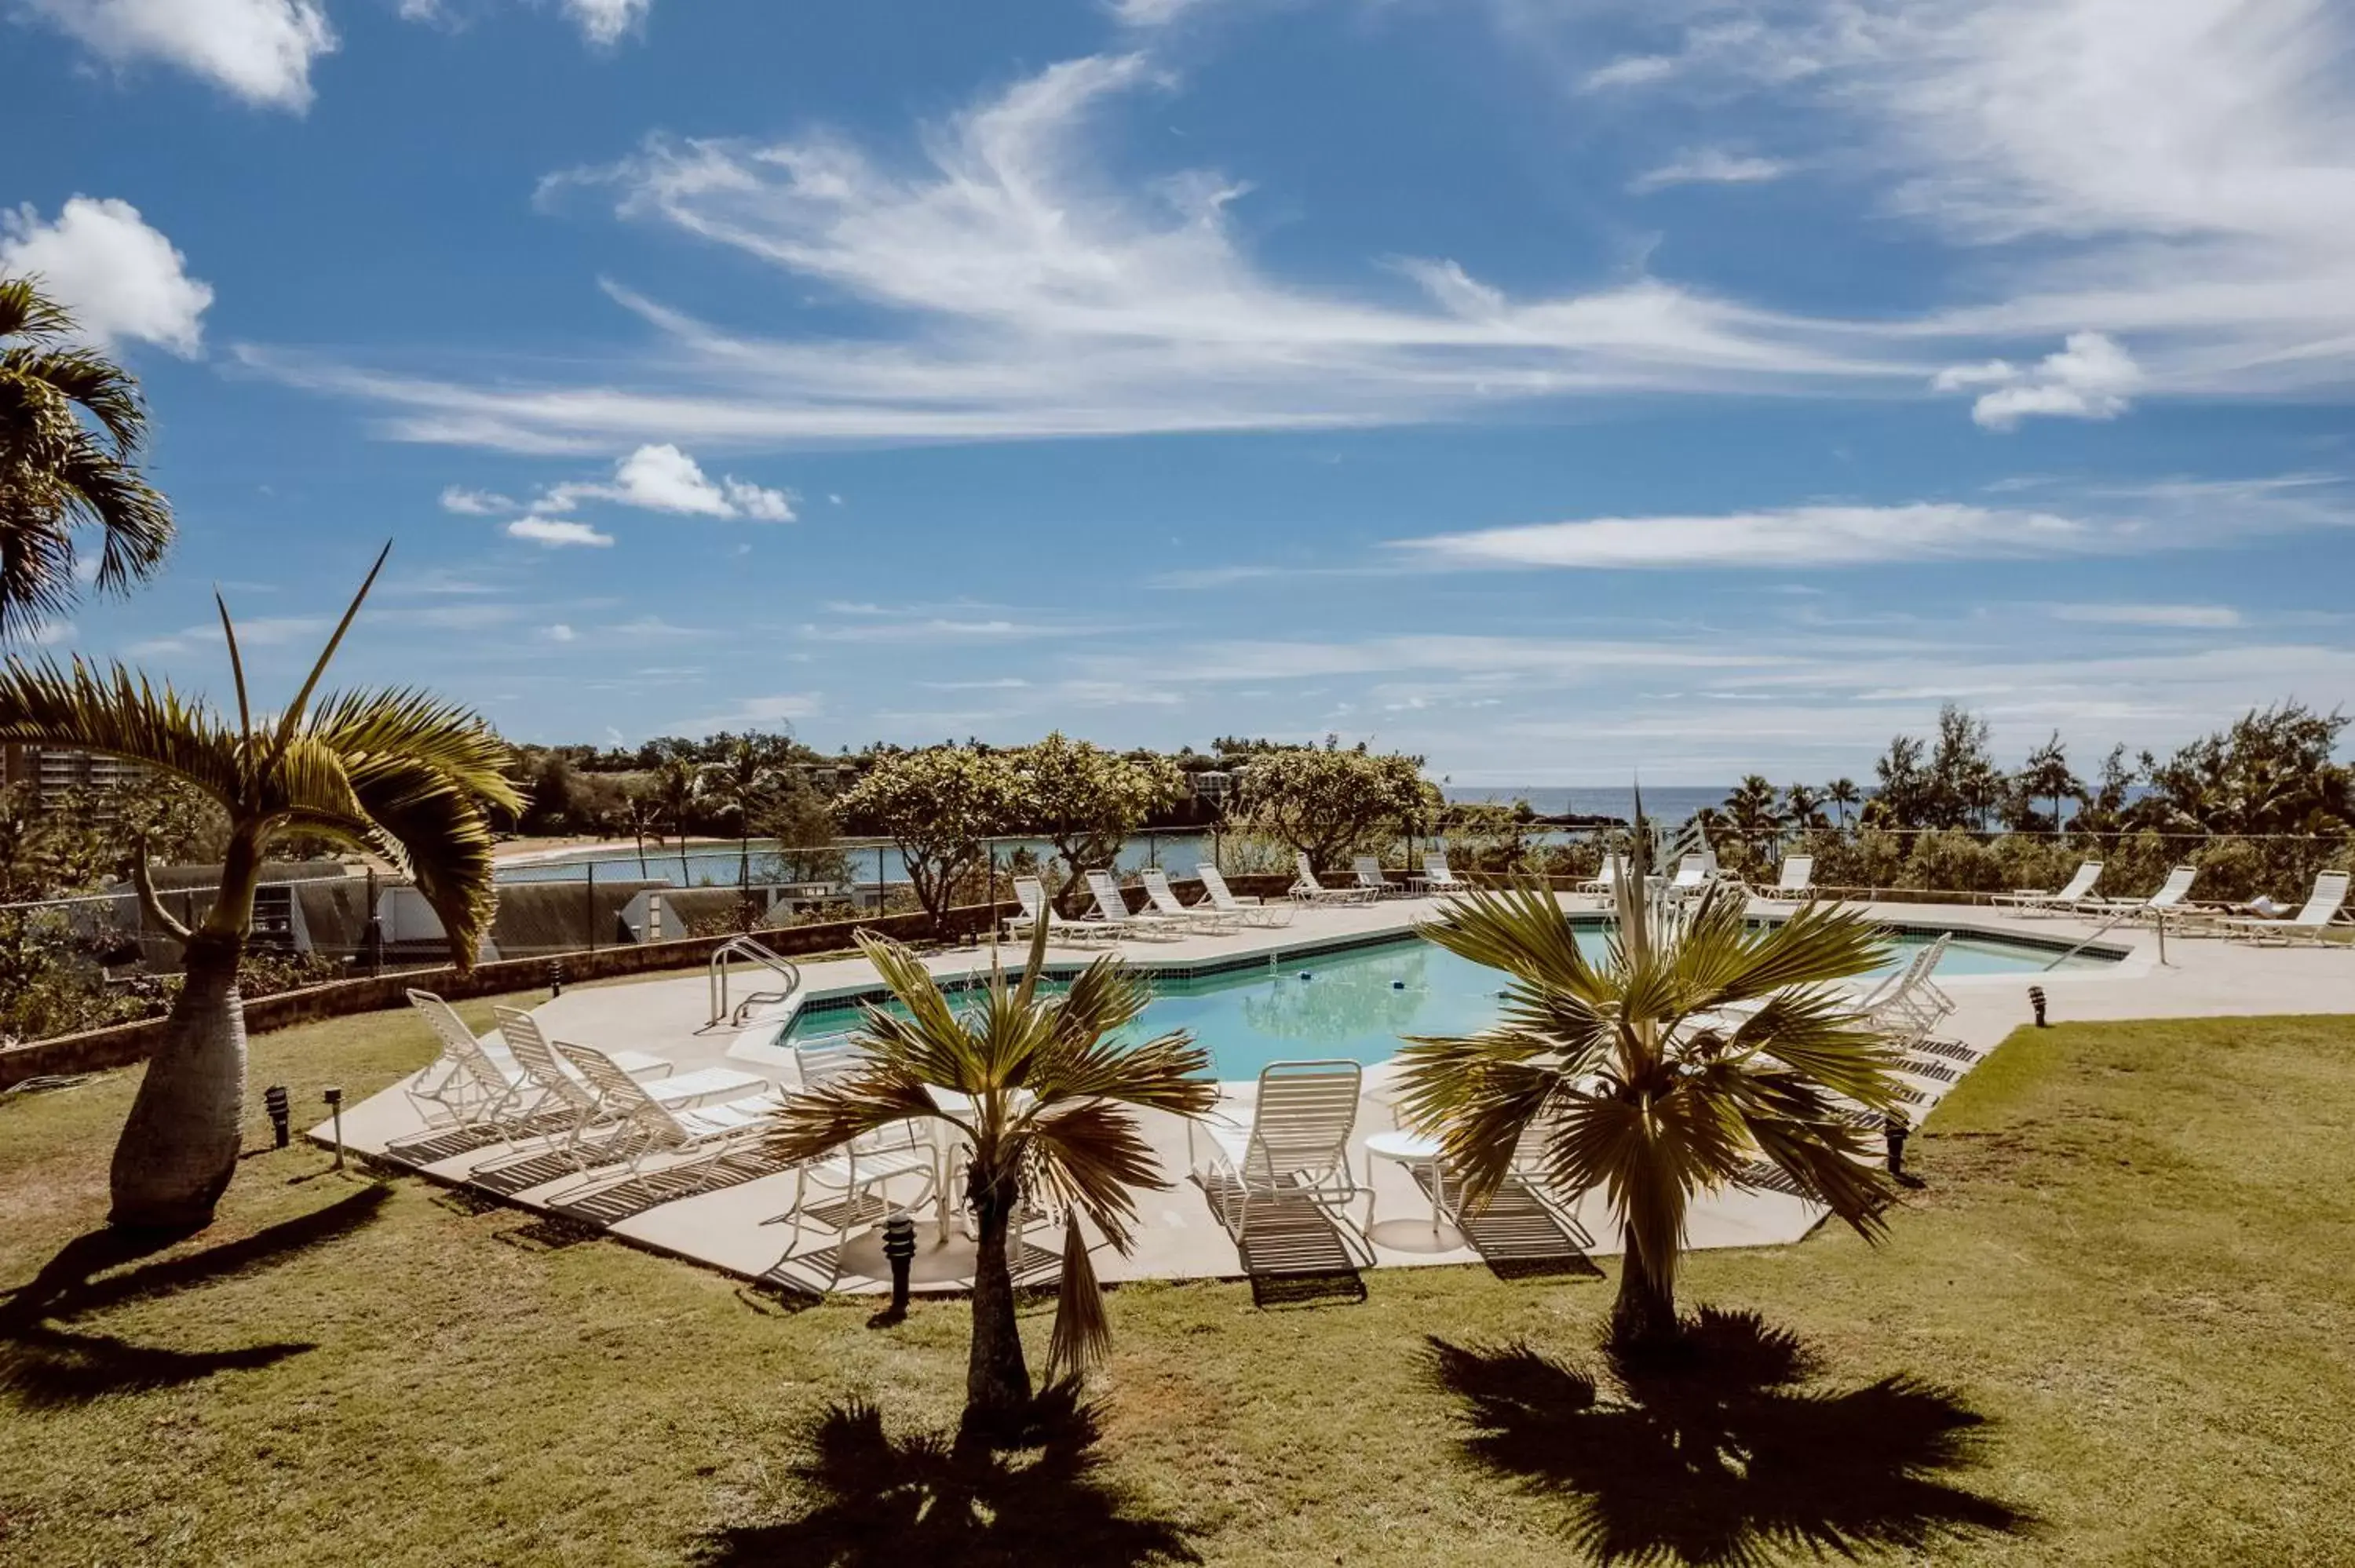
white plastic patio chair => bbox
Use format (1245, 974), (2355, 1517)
(1422, 851), (1467, 893)
(1991, 861), (2104, 915)
(1758, 855), (1816, 903)
(1291, 852), (1377, 905)
(1189, 1059), (1365, 1248)
(1140, 866), (1234, 933)
(1576, 855), (1623, 899)
(1196, 864), (1294, 928)
(402, 989), (540, 1131)
(2085, 865), (2200, 923)
(1085, 869), (1185, 940)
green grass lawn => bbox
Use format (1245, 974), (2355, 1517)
(4, 999), (2353, 1566)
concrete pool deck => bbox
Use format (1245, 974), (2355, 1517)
(316, 892), (2352, 1296)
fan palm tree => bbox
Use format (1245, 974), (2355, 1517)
(0, 278), (174, 638)
(0, 546), (520, 1231)
(767, 920), (1218, 1437)
(1393, 815), (1902, 1348)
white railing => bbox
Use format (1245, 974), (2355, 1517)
(708, 934), (801, 1026)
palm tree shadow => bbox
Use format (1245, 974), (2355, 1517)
(1424, 1307), (2035, 1566)
(697, 1380), (1199, 1567)
(0, 1184), (390, 1409)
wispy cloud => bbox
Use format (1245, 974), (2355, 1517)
(1628, 150), (1791, 193)
(506, 516), (613, 548)
(2047, 602), (2243, 628)
(129, 615), (327, 659)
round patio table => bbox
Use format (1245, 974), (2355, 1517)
(1363, 1129), (1466, 1253)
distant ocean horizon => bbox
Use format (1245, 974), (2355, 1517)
(1440, 786), (1733, 822)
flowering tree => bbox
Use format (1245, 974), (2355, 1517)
(1010, 731), (1180, 913)
(1233, 741), (1428, 870)
(838, 746), (1020, 931)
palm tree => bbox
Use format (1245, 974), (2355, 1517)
(1824, 778), (1862, 830)
(1782, 782), (1827, 832)
(702, 735), (788, 922)
(649, 756), (701, 883)
(618, 784), (662, 877)
(0, 546), (519, 1231)
(0, 278), (174, 638)
(1393, 816), (1901, 1348)
(768, 920), (1218, 1436)
(1720, 775), (1785, 866)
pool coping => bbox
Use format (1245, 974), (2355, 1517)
(771, 907), (2132, 1038)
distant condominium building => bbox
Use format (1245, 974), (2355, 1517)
(1, 744), (149, 813)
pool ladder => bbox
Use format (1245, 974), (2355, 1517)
(709, 934), (802, 1026)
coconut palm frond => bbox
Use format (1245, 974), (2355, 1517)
(2, 343), (148, 455)
(0, 656), (244, 803)
(0, 277), (74, 341)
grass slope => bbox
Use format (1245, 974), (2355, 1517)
(2, 1001), (2351, 1566)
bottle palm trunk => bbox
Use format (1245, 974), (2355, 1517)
(963, 1163), (1032, 1435)
(1611, 1231), (1681, 1349)
(108, 928), (247, 1231)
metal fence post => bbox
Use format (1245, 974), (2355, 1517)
(586, 862), (597, 954)
(875, 845), (887, 914)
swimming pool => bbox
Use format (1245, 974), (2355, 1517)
(780, 926), (2115, 1081)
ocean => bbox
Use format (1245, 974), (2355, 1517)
(1440, 786), (1731, 823)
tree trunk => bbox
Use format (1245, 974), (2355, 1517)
(108, 929), (246, 1233)
(1609, 1233), (1681, 1351)
(963, 1165), (1031, 1440)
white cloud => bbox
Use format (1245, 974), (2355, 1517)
(1108, 0), (1210, 24)
(539, 443), (795, 520)
(2048, 602), (2242, 628)
(0, 199), (214, 356)
(1400, 503), (2096, 569)
(1583, 54), (1678, 89)
(23, 0), (334, 111)
(1629, 150), (1791, 194)
(506, 516), (613, 548)
(1934, 332), (2143, 428)
(249, 53), (1921, 450)
(438, 486), (518, 515)
(681, 692), (823, 729)
(24, 620), (76, 647)
(129, 614), (326, 658)
(564, 0), (652, 46)
(542, 622), (579, 643)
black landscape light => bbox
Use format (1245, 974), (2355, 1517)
(2028, 985), (2047, 1026)
(549, 958), (567, 998)
(264, 1084), (291, 1148)
(882, 1209), (918, 1320)
(323, 1085), (345, 1170)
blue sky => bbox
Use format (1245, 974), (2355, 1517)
(6, 0), (2352, 783)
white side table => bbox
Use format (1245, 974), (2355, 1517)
(1363, 1129), (1466, 1252)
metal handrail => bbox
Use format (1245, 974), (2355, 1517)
(708, 934), (802, 1026)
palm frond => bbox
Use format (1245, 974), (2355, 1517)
(765, 1068), (944, 1165)
(1024, 1098), (1167, 1251)
(1418, 880), (1598, 993)
(303, 686), (522, 811)
(339, 749), (506, 967)
(0, 656), (244, 804)
(1028, 1024), (1214, 1114)
(0, 342), (147, 454)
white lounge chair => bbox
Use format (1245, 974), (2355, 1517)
(1189, 1059), (1365, 1249)
(401, 989), (531, 1130)
(1859, 933), (1955, 1046)
(2087, 865), (2202, 924)
(1140, 866), (1234, 933)
(1422, 851), (1467, 893)
(1351, 856), (1401, 899)
(1007, 874), (1114, 946)
(1086, 869), (1185, 940)
(1292, 852), (1378, 906)
(485, 1008), (767, 1165)
(1992, 861), (2103, 916)
(1576, 855), (1623, 902)
(1662, 853), (1714, 902)
(2194, 870), (2352, 945)
(1196, 863), (1294, 928)
(553, 1039), (788, 1178)
(1758, 855), (1816, 903)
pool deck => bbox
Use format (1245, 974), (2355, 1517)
(316, 892), (2352, 1296)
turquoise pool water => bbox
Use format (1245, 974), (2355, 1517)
(783, 928), (2111, 1081)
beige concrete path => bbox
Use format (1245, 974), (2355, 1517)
(316, 892), (2351, 1296)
